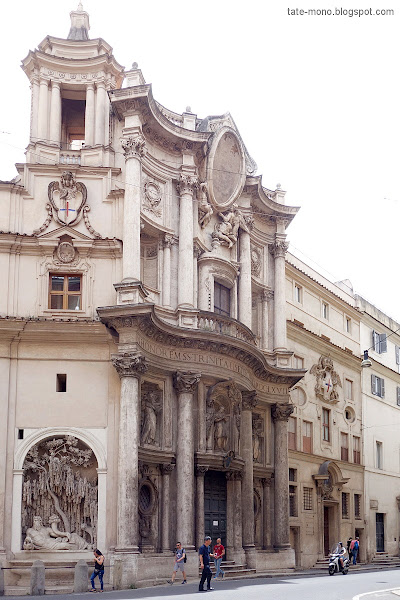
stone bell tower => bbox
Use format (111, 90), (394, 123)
(21, 3), (124, 167)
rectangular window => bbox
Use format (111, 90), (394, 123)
(353, 436), (361, 464)
(294, 284), (302, 303)
(303, 487), (313, 511)
(322, 302), (329, 320)
(342, 492), (349, 518)
(56, 374), (67, 393)
(288, 417), (297, 450)
(396, 346), (400, 366)
(397, 387), (400, 407)
(346, 317), (351, 333)
(354, 494), (361, 519)
(322, 408), (330, 442)
(302, 421), (312, 453)
(293, 355), (304, 369)
(341, 432), (349, 461)
(289, 468), (297, 482)
(376, 441), (383, 469)
(372, 330), (387, 354)
(371, 374), (385, 398)
(289, 485), (297, 517)
(49, 274), (82, 310)
(345, 379), (353, 400)
(214, 282), (231, 317)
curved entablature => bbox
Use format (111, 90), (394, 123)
(246, 176), (300, 228)
(97, 303), (305, 390)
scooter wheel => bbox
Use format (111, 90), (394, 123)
(342, 569), (348, 575)
(329, 566), (335, 576)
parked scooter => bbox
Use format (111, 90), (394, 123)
(328, 543), (349, 575)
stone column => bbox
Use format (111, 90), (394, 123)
(261, 477), (273, 550)
(195, 466), (208, 549)
(121, 135), (145, 281)
(176, 175), (198, 306)
(234, 472), (243, 550)
(238, 228), (252, 329)
(49, 81), (61, 146)
(270, 240), (289, 351)
(161, 463), (175, 551)
(104, 87), (110, 146)
(31, 76), (40, 142)
(272, 403), (294, 549)
(241, 391), (257, 565)
(112, 352), (148, 551)
(261, 289), (273, 350)
(85, 83), (95, 146)
(94, 81), (106, 146)
(193, 245), (203, 309)
(162, 234), (173, 306)
(173, 371), (201, 549)
(37, 78), (49, 142)
(226, 471), (235, 552)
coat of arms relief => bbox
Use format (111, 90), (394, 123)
(310, 355), (342, 403)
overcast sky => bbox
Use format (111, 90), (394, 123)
(1, 0), (399, 323)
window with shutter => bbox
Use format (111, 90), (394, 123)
(372, 330), (380, 352)
(397, 387), (400, 406)
(379, 333), (387, 353)
(380, 378), (385, 398)
(395, 346), (400, 365)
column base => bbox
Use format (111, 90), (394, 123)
(273, 543), (292, 551)
(244, 545), (257, 569)
(114, 279), (148, 305)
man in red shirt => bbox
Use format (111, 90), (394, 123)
(213, 538), (225, 579)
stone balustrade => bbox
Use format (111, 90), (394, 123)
(197, 311), (256, 345)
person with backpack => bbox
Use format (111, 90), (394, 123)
(168, 541), (187, 584)
(350, 536), (359, 565)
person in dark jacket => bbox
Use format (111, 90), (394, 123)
(198, 536), (214, 592)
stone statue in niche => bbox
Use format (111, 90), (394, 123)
(214, 404), (229, 451)
(310, 355), (342, 403)
(252, 414), (264, 463)
(22, 436), (97, 551)
(212, 204), (250, 248)
(141, 383), (163, 446)
(198, 182), (213, 228)
(206, 380), (242, 453)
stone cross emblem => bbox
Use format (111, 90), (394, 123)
(48, 171), (87, 226)
(310, 355), (342, 403)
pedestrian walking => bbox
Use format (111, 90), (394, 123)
(90, 549), (104, 592)
(199, 536), (214, 592)
(167, 542), (187, 584)
(213, 538), (225, 579)
(347, 537), (353, 562)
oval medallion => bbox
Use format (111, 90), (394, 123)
(207, 127), (245, 209)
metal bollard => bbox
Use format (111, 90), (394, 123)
(0, 563), (4, 597)
(30, 560), (45, 596)
(74, 560), (89, 593)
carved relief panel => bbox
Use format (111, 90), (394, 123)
(21, 436), (98, 551)
(141, 174), (165, 225)
(206, 380), (242, 455)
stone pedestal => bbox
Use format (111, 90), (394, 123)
(31, 560), (45, 596)
(74, 560), (89, 593)
(173, 371), (201, 550)
(112, 353), (148, 552)
(272, 403), (294, 550)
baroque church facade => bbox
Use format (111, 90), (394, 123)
(0, 4), (306, 589)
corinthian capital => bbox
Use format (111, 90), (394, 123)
(111, 352), (148, 378)
(173, 370), (201, 393)
(121, 135), (146, 159)
(270, 240), (289, 259)
(176, 174), (199, 197)
(271, 403), (294, 422)
(242, 390), (257, 410)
